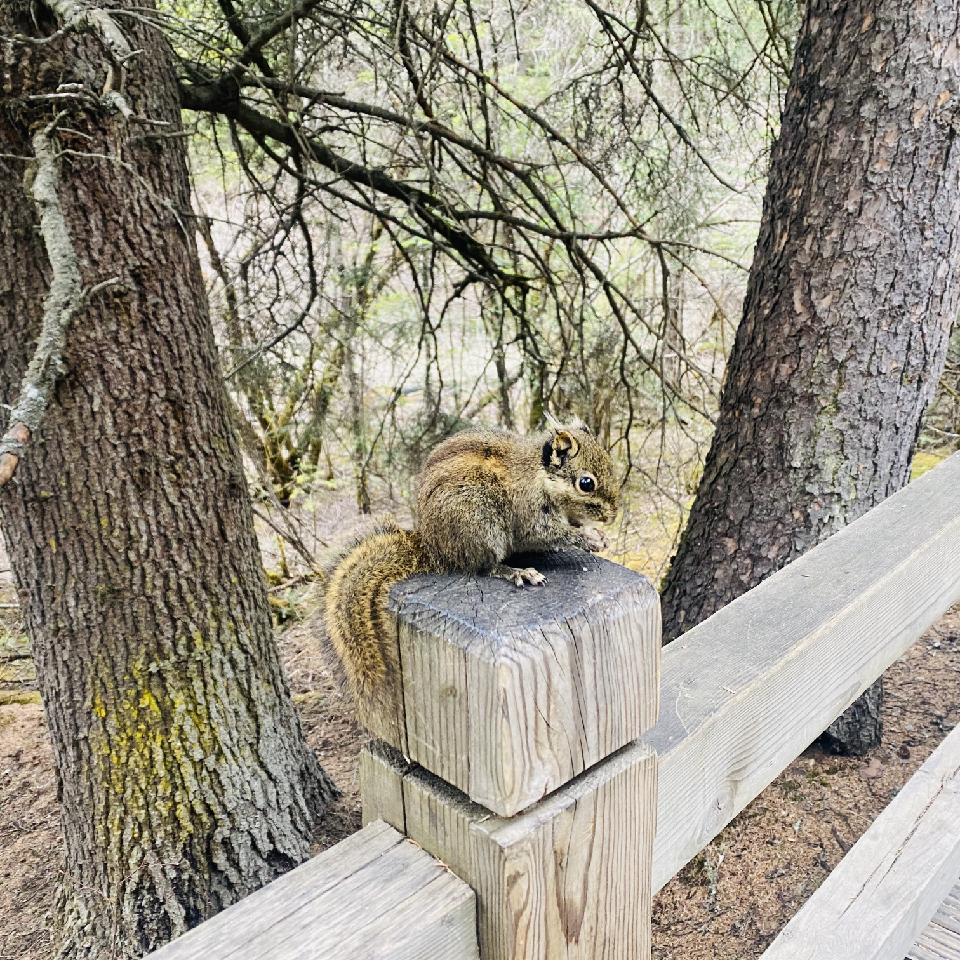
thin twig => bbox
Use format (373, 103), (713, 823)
(268, 572), (316, 592)
(250, 506), (318, 568)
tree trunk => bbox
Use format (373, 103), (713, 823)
(0, 2), (336, 956)
(660, 0), (960, 753)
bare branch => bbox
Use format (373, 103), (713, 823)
(0, 116), (119, 484)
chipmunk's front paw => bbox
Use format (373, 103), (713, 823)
(514, 566), (547, 586)
(580, 527), (608, 553)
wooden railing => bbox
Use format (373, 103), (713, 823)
(647, 445), (960, 893)
(149, 450), (960, 960)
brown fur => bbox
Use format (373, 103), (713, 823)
(322, 420), (618, 708)
(323, 519), (428, 708)
(416, 424), (618, 573)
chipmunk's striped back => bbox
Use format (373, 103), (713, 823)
(319, 417), (618, 718)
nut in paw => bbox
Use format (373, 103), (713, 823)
(580, 527), (609, 553)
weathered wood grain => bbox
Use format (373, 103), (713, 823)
(387, 549), (660, 817)
(645, 451), (960, 892)
(361, 739), (412, 829)
(761, 723), (960, 960)
(909, 882), (960, 960)
(145, 819), (478, 960)
(362, 737), (658, 960)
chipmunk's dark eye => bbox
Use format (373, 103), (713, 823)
(578, 475), (596, 494)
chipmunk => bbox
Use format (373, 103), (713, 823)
(322, 414), (619, 710)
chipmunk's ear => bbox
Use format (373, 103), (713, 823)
(545, 410), (591, 435)
(542, 428), (580, 469)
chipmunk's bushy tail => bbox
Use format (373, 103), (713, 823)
(322, 518), (428, 706)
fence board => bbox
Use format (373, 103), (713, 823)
(761, 723), (960, 959)
(908, 881), (960, 960)
(362, 738), (658, 960)
(145, 820), (478, 960)
(644, 451), (960, 892)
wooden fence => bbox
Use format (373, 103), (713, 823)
(149, 450), (960, 960)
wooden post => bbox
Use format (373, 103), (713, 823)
(360, 549), (661, 960)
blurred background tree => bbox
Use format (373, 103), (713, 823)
(168, 0), (797, 526)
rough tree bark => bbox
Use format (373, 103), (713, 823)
(661, 0), (960, 753)
(0, 1), (336, 956)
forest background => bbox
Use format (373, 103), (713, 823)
(177, 0), (960, 573)
(185, 0), (805, 573)
(2, 0), (960, 956)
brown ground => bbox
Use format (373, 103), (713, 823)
(2, 527), (960, 959)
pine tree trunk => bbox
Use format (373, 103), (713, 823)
(661, 0), (960, 752)
(0, 2), (336, 956)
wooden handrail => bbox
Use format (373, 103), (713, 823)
(645, 450), (960, 892)
(761, 722), (960, 959)
(145, 820), (478, 959)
